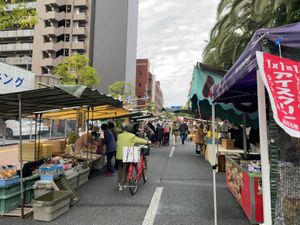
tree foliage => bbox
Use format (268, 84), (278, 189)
(55, 54), (100, 88)
(0, 0), (37, 29)
(108, 81), (135, 100)
(203, 0), (300, 70)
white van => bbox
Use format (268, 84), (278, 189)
(4, 119), (49, 139)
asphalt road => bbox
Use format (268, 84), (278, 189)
(1, 141), (251, 225)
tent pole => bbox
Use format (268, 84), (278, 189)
(18, 94), (24, 218)
(29, 118), (33, 141)
(38, 114), (42, 161)
(87, 107), (90, 161)
(49, 120), (52, 139)
(34, 114), (38, 161)
(257, 70), (272, 225)
(91, 107), (94, 161)
(242, 113), (247, 155)
(64, 120), (67, 138)
(212, 103), (217, 225)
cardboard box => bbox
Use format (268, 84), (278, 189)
(221, 139), (234, 149)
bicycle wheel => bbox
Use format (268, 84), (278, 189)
(128, 165), (138, 195)
(142, 159), (148, 183)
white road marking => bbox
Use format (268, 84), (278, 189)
(169, 146), (175, 158)
(142, 187), (163, 225)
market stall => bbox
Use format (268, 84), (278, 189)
(210, 22), (300, 225)
(0, 85), (122, 218)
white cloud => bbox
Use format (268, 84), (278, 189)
(137, 0), (219, 107)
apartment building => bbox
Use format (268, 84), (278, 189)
(32, 0), (94, 85)
(0, 2), (36, 71)
(1, 0), (139, 90)
(136, 59), (153, 106)
(155, 81), (164, 112)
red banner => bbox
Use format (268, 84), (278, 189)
(256, 51), (300, 137)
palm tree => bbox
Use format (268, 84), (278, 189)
(202, 0), (299, 70)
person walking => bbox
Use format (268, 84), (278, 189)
(108, 122), (119, 171)
(155, 123), (164, 147)
(179, 122), (189, 145)
(101, 123), (117, 176)
(194, 124), (207, 155)
(116, 126), (150, 191)
(172, 122), (180, 145)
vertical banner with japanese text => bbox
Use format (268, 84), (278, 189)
(256, 51), (300, 137)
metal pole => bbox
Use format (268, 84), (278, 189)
(64, 120), (67, 138)
(29, 118), (33, 141)
(242, 113), (248, 155)
(34, 114), (38, 161)
(38, 114), (42, 160)
(257, 70), (272, 225)
(91, 107), (94, 160)
(212, 103), (217, 225)
(49, 120), (52, 139)
(87, 107), (90, 161)
(18, 94), (24, 218)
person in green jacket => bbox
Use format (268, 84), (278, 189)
(116, 125), (150, 191)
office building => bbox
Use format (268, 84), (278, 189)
(136, 59), (153, 106)
(155, 81), (164, 111)
(1, 0), (139, 90)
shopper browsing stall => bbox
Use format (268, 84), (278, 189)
(101, 124), (117, 176)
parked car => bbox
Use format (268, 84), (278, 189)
(4, 119), (49, 139)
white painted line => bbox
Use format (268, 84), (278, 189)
(142, 187), (163, 225)
(169, 146), (175, 158)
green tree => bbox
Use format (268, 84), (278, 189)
(55, 53), (100, 88)
(108, 81), (135, 100)
(0, 0), (37, 29)
(146, 101), (156, 112)
(203, 0), (300, 70)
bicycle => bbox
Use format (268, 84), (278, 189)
(127, 144), (150, 195)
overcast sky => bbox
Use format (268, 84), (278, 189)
(137, 0), (220, 107)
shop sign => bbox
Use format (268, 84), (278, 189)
(0, 62), (35, 94)
(256, 51), (300, 137)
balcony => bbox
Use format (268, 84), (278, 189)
(0, 29), (34, 39)
(41, 56), (63, 67)
(72, 27), (87, 36)
(6, 2), (37, 11)
(73, 13), (88, 21)
(44, 0), (66, 6)
(43, 11), (65, 21)
(74, 0), (88, 6)
(0, 57), (32, 65)
(42, 26), (65, 36)
(0, 43), (33, 52)
(72, 42), (87, 50)
(41, 41), (64, 52)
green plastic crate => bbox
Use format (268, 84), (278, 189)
(24, 174), (40, 190)
(0, 192), (21, 214)
(24, 188), (34, 204)
(0, 183), (20, 198)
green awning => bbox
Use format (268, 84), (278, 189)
(0, 85), (122, 120)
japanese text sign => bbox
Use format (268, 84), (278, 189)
(256, 51), (300, 137)
(0, 62), (34, 93)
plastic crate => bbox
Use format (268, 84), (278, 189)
(0, 176), (20, 188)
(24, 174), (40, 190)
(0, 192), (21, 214)
(0, 182), (20, 198)
(40, 172), (64, 181)
(77, 167), (90, 187)
(66, 172), (79, 190)
(33, 191), (72, 221)
(24, 186), (35, 204)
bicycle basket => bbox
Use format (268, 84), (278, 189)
(140, 145), (150, 156)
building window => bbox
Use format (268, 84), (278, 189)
(139, 71), (142, 75)
(66, 5), (72, 13)
(139, 83), (142, 87)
